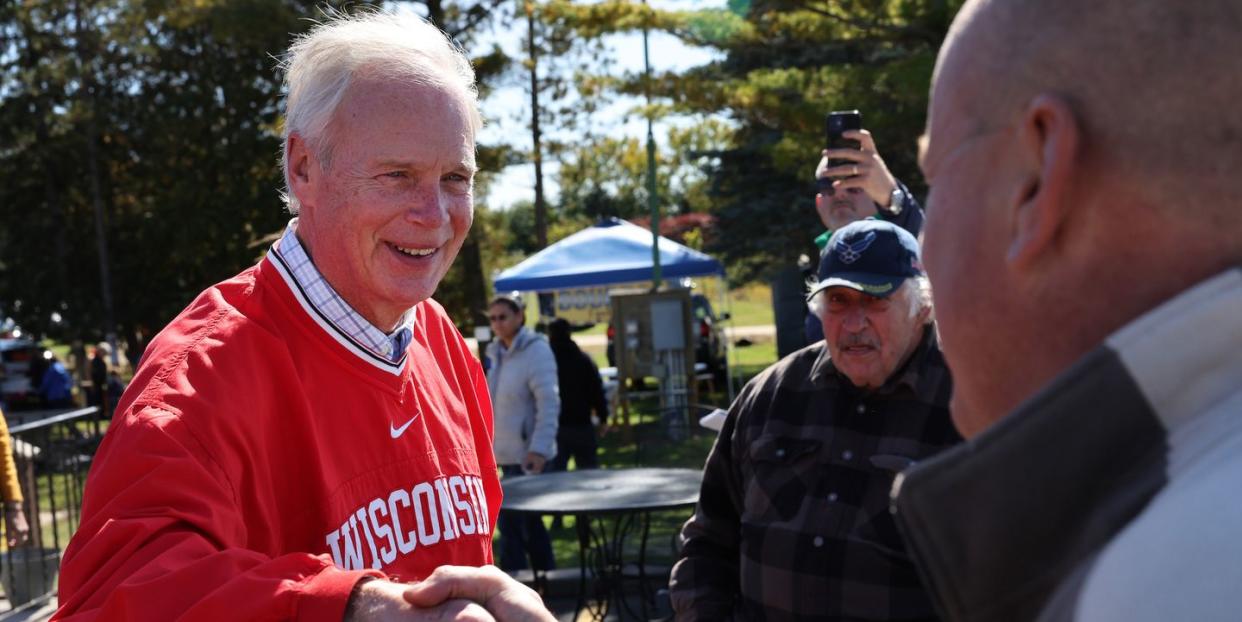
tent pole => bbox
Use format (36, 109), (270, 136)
(642, 0), (661, 289)
(718, 271), (736, 401)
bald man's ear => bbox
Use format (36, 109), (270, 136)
(1007, 95), (1081, 270)
(286, 133), (319, 208)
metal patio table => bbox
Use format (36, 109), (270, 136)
(501, 467), (701, 621)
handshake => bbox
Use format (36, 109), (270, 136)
(346, 566), (556, 622)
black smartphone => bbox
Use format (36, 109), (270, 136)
(825, 110), (863, 172)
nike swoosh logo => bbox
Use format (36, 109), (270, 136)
(390, 413), (420, 439)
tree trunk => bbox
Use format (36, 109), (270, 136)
(458, 233), (490, 354)
(425, 0), (446, 27)
(771, 266), (810, 358)
(526, 2), (548, 249)
(76, 0), (117, 360)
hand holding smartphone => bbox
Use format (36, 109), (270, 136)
(817, 110), (863, 194)
(826, 110), (863, 171)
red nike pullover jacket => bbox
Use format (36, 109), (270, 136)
(54, 250), (500, 621)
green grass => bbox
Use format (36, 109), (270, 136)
(710, 281), (773, 328)
(729, 339), (777, 373)
(33, 471), (88, 551)
(577, 322), (608, 337)
(49, 343), (71, 362)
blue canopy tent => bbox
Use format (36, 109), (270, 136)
(492, 218), (735, 401)
(492, 218), (724, 291)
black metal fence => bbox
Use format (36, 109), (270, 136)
(1, 407), (102, 615)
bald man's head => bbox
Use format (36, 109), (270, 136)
(920, 0), (1242, 437)
(935, 0), (1242, 218)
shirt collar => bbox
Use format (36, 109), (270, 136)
(272, 219), (415, 363)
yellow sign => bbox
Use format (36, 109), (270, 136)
(552, 286), (612, 325)
(549, 282), (647, 325)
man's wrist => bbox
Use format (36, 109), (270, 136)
(343, 577), (378, 621)
(881, 185), (906, 216)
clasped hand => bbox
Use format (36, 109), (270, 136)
(345, 565), (556, 621)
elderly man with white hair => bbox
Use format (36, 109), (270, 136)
(55, 11), (552, 622)
(670, 220), (961, 621)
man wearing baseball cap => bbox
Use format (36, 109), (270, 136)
(670, 220), (961, 620)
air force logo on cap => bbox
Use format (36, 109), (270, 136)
(809, 220), (923, 300)
(836, 231), (877, 264)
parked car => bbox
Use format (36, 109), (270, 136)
(691, 294), (729, 379)
(1, 338), (49, 409)
(606, 292), (729, 378)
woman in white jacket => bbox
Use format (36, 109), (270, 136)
(485, 294), (560, 571)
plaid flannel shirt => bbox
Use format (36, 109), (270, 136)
(670, 327), (960, 621)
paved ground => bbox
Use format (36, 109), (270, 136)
(1, 598), (56, 621)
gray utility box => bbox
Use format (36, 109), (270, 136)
(610, 289), (697, 429)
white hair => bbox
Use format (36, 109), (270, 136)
(279, 9), (482, 213)
(807, 275), (933, 323)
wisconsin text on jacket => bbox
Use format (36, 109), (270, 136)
(326, 474), (491, 571)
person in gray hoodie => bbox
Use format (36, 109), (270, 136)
(485, 294), (560, 572)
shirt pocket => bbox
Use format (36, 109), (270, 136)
(742, 435), (823, 524)
(849, 446), (918, 560)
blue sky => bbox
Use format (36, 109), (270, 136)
(476, 0), (726, 210)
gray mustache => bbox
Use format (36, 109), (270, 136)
(839, 334), (878, 349)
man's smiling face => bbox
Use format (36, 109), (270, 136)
(291, 77), (477, 329)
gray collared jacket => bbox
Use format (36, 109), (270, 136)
(486, 327), (560, 465)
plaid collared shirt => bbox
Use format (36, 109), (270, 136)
(272, 219), (414, 363)
(670, 327), (961, 621)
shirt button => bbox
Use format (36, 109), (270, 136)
(828, 492), (838, 502)
(856, 404), (866, 414)
(813, 536), (824, 548)
(775, 449), (786, 458)
(842, 450), (853, 461)
(382, 343), (392, 354)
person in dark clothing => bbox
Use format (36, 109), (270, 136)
(546, 318), (608, 472)
(39, 354), (75, 409)
(106, 371), (126, 417)
(671, 221), (960, 620)
(88, 342), (109, 411)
